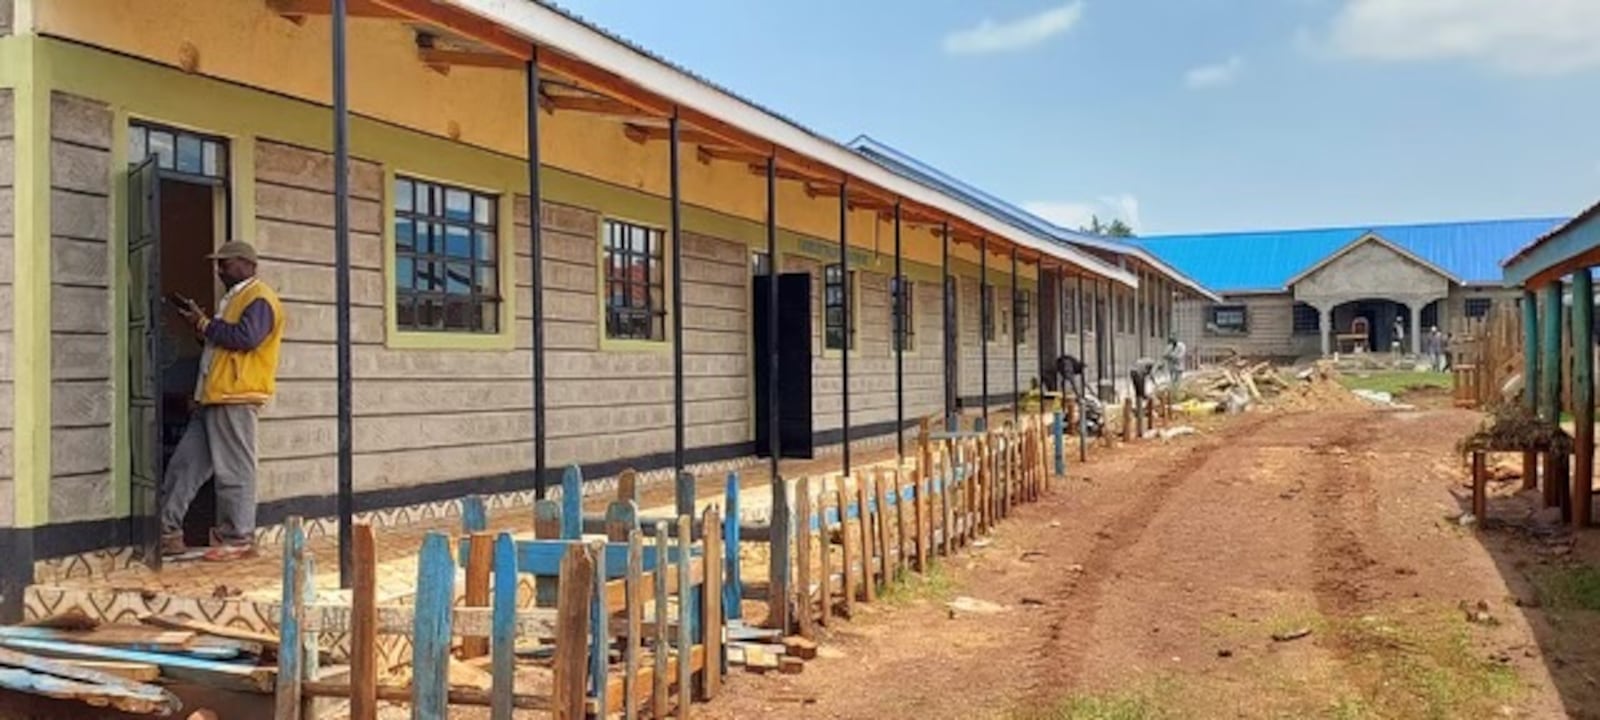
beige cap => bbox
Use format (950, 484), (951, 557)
(207, 241), (258, 263)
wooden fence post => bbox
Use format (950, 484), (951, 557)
(701, 508), (724, 700)
(351, 521), (377, 720)
(676, 516), (693, 720)
(554, 543), (594, 720)
(796, 476), (815, 638)
(561, 465), (583, 540)
(274, 517), (306, 720)
(652, 522), (670, 716)
(589, 540), (609, 715)
(837, 480), (856, 618)
(856, 474), (876, 602)
(723, 473), (742, 622)
(490, 533), (516, 720)
(818, 477), (833, 626)
(463, 532), (493, 658)
(624, 530), (643, 720)
(411, 532), (455, 720)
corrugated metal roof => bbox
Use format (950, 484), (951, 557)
(1136, 217), (1568, 293)
(848, 135), (1221, 301)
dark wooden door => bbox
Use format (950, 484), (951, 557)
(755, 273), (814, 458)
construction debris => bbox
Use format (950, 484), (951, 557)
(1180, 360), (1363, 413)
(1458, 403), (1574, 455)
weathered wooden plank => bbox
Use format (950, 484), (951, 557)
(350, 522), (378, 720)
(913, 467), (928, 573)
(490, 533), (518, 720)
(856, 475), (876, 603)
(676, 515), (693, 720)
(875, 470), (893, 584)
(722, 473), (742, 622)
(606, 501), (638, 543)
(553, 544), (592, 720)
(617, 468), (640, 506)
(894, 469), (910, 577)
(0, 637), (276, 694)
(624, 530), (644, 720)
(651, 522), (670, 717)
(303, 681), (551, 710)
(410, 533), (455, 719)
(462, 532), (494, 658)
(535, 499), (562, 608)
(940, 448), (954, 557)
(0, 667), (174, 715)
(795, 476), (815, 639)
(817, 479), (833, 626)
(836, 481), (855, 618)
(274, 516), (306, 719)
(602, 646), (706, 715)
(701, 508), (723, 700)
(54, 661), (159, 683)
(0, 627), (195, 655)
(561, 466), (583, 541)
(589, 540), (609, 716)
(138, 615), (279, 652)
(0, 646), (178, 715)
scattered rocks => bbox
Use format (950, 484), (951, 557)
(1461, 599), (1500, 626)
(1217, 648), (1234, 658)
(1048, 520), (1063, 528)
(815, 646), (846, 660)
(1067, 563), (1086, 574)
(1020, 597), (1047, 607)
(1271, 627), (1313, 642)
(1020, 550), (1047, 562)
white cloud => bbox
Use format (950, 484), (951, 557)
(1184, 56), (1245, 89)
(1024, 194), (1142, 234)
(1322, 0), (1600, 75)
(942, 2), (1085, 56)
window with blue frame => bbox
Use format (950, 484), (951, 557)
(394, 176), (500, 333)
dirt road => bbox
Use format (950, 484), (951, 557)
(701, 401), (1586, 719)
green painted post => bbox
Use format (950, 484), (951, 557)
(1524, 288), (1541, 491)
(1544, 281), (1564, 423)
(1544, 281), (1566, 509)
(1573, 270), (1594, 527)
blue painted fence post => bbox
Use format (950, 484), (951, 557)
(489, 533), (516, 720)
(561, 466), (582, 540)
(1053, 410), (1066, 477)
(411, 532), (455, 720)
(274, 517), (306, 720)
(462, 495), (488, 534)
(587, 541), (608, 712)
(723, 472), (742, 621)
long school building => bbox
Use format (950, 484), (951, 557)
(0, 0), (1207, 618)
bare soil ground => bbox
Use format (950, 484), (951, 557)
(698, 396), (1596, 719)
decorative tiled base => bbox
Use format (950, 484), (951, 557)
(32, 454), (762, 585)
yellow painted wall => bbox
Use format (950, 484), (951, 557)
(33, 0), (1034, 279)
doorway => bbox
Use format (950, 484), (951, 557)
(753, 272), (814, 459)
(125, 122), (231, 566)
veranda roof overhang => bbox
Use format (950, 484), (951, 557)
(1502, 198), (1600, 288)
(342, 0), (1136, 286)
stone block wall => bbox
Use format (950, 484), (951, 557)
(48, 92), (114, 524)
(955, 273), (1037, 408)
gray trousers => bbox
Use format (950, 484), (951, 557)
(160, 404), (259, 544)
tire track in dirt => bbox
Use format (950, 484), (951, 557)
(1027, 413), (1280, 695)
(1306, 414), (1385, 615)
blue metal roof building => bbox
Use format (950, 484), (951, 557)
(1137, 218), (1567, 294)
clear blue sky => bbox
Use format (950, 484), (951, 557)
(553, 0), (1600, 235)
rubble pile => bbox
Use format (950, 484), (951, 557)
(1179, 360), (1364, 413)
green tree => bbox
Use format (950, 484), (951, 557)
(1079, 215), (1136, 238)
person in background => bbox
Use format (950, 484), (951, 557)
(162, 241), (286, 562)
(1392, 316), (1406, 356)
(1426, 326), (1446, 372)
(1162, 334), (1186, 390)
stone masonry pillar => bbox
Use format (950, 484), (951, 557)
(1320, 306), (1332, 357)
(1410, 302), (1423, 356)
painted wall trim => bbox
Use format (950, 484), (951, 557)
(10, 33), (51, 528)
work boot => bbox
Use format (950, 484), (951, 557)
(160, 531), (188, 558)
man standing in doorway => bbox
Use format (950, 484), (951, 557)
(163, 241), (286, 561)
(1392, 316), (1406, 356)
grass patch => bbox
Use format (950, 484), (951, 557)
(878, 562), (955, 606)
(1530, 565), (1600, 611)
(1338, 371), (1451, 398)
(1330, 610), (1521, 719)
(1012, 682), (1175, 720)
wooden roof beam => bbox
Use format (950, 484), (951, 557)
(699, 146), (771, 166)
(623, 123), (732, 147)
(417, 48), (525, 73)
(369, 0), (534, 58)
(545, 93), (653, 118)
(269, 0), (409, 22)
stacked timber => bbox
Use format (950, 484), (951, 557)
(0, 613), (279, 716)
